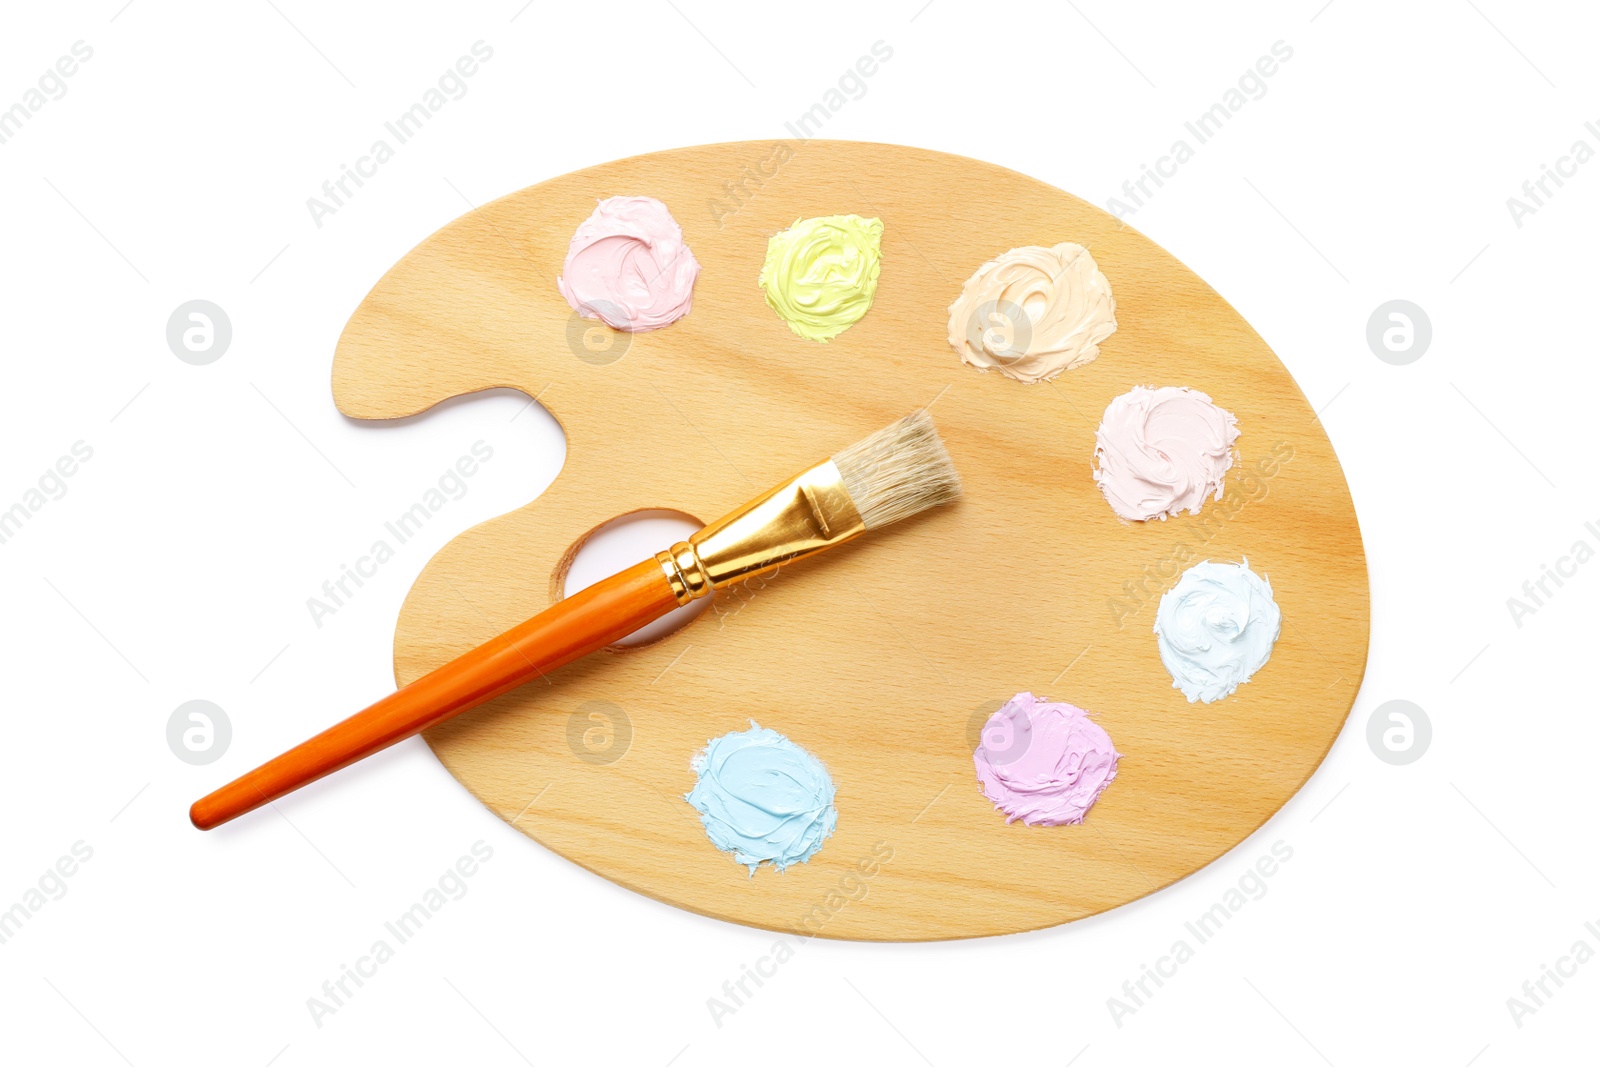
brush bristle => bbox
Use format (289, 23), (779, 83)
(832, 411), (962, 531)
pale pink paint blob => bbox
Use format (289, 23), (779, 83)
(1093, 385), (1240, 522)
(557, 196), (700, 331)
(973, 692), (1121, 827)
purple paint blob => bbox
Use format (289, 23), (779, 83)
(973, 692), (1120, 826)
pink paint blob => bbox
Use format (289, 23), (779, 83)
(557, 196), (700, 331)
(973, 692), (1120, 826)
(1093, 385), (1240, 522)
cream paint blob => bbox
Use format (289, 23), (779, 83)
(973, 693), (1120, 826)
(758, 214), (883, 342)
(557, 196), (700, 331)
(946, 243), (1117, 384)
(1094, 385), (1240, 521)
(1155, 559), (1282, 703)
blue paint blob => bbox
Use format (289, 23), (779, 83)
(685, 722), (837, 875)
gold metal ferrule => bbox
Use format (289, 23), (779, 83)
(654, 459), (867, 606)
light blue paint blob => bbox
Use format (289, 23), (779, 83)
(685, 722), (837, 876)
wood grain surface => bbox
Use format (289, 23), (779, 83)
(331, 141), (1369, 941)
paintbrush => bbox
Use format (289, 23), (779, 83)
(191, 411), (960, 829)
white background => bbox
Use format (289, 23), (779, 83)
(1, 1), (1594, 1063)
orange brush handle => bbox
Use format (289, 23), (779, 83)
(190, 559), (679, 830)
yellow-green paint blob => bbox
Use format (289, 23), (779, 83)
(758, 215), (883, 342)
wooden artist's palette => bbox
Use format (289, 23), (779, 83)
(332, 141), (1368, 941)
